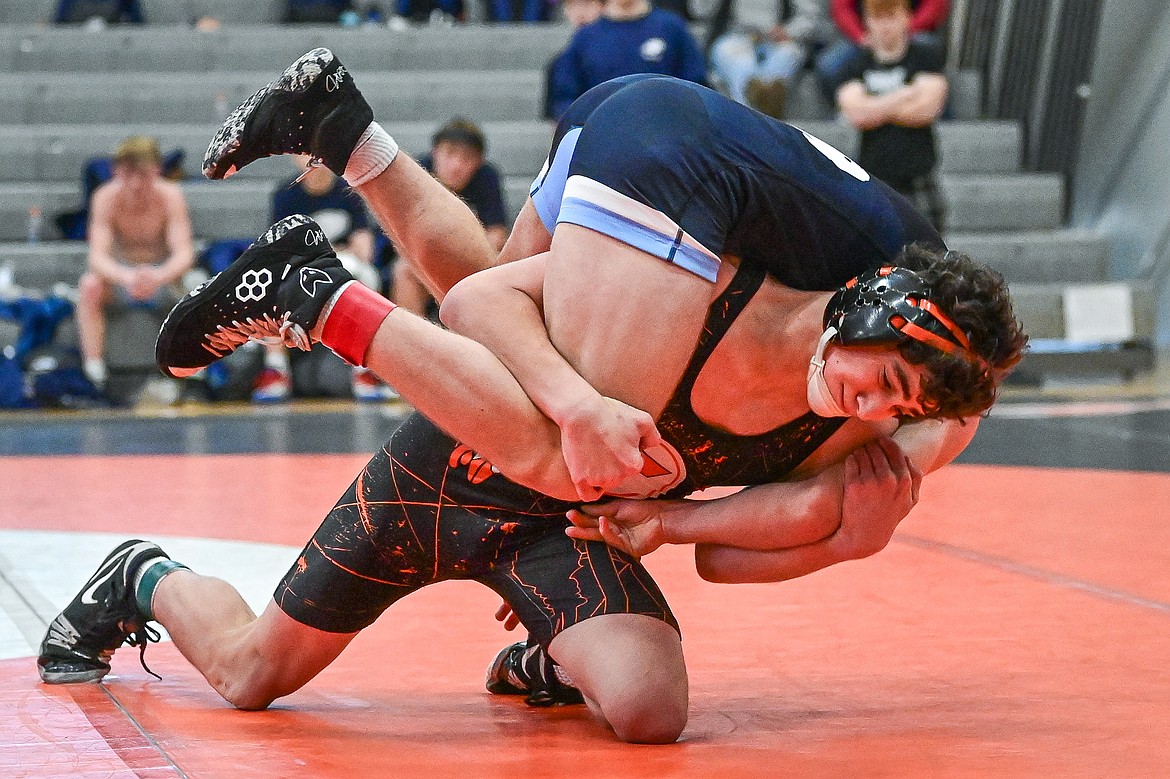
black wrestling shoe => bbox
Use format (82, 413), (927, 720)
(486, 639), (585, 707)
(38, 540), (168, 684)
(204, 47), (374, 179)
(156, 215), (354, 379)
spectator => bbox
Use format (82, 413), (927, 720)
(259, 155), (394, 402)
(56, 149), (185, 241)
(393, 118), (510, 321)
(543, 0), (606, 120)
(54, 0), (144, 24)
(836, 0), (948, 231)
(76, 136), (194, 390)
(546, 0), (707, 120)
(817, 0), (948, 102)
(708, 0), (835, 119)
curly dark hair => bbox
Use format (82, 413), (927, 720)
(893, 243), (1028, 419)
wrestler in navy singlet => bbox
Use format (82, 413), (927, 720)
(531, 74), (943, 288)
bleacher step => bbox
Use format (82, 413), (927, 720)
(940, 173), (1065, 231)
(2, 70), (546, 125)
(0, 23), (572, 73)
(0, 169), (1071, 242)
(946, 229), (1110, 284)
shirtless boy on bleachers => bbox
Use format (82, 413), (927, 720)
(75, 135), (195, 389)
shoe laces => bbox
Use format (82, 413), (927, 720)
(204, 313), (311, 357)
(125, 623), (162, 681)
(291, 156), (326, 186)
(85, 618), (162, 681)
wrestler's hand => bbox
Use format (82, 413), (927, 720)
(559, 396), (664, 503)
(566, 498), (667, 558)
(836, 436), (922, 559)
(494, 601), (521, 631)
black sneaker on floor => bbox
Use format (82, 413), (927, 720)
(38, 540), (169, 684)
(204, 47), (374, 179)
(155, 215), (354, 379)
(485, 639), (585, 707)
(485, 641), (529, 696)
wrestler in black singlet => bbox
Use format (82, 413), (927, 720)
(274, 262), (845, 647)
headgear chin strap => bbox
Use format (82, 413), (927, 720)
(806, 326), (849, 417)
(823, 266), (976, 358)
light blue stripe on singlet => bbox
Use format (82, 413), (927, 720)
(558, 197), (721, 283)
(530, 127), (582, 234)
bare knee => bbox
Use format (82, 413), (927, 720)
(224, 685), (277, 712)
(551, 615), (689, 744)
(211, 644), (292, 711)
(215, 625), (349, 710)
(589, 659), (687, 739)
(600, 686), (688, 744)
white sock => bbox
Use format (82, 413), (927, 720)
(83, 359), (107, 385)
(343, 122), (399, 187)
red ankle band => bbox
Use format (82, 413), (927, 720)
(320, 283), (395, 367)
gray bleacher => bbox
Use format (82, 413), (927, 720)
(0, 20), (1147, 380)
(0, 24), (569, 71)
(0, 119), (1042, 240)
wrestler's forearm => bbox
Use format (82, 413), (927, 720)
(693, 535), (854, 584)
(362, 309), (580, 502)
(663, 422), (968, 557)
(440, 256), (606, 429)
(690, 455), (920, 583)
(660, 471), (845, 551)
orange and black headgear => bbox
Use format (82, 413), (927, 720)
(824, 265), (977, 359)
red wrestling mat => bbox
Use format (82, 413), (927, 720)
(2, 456), (1168, 777)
